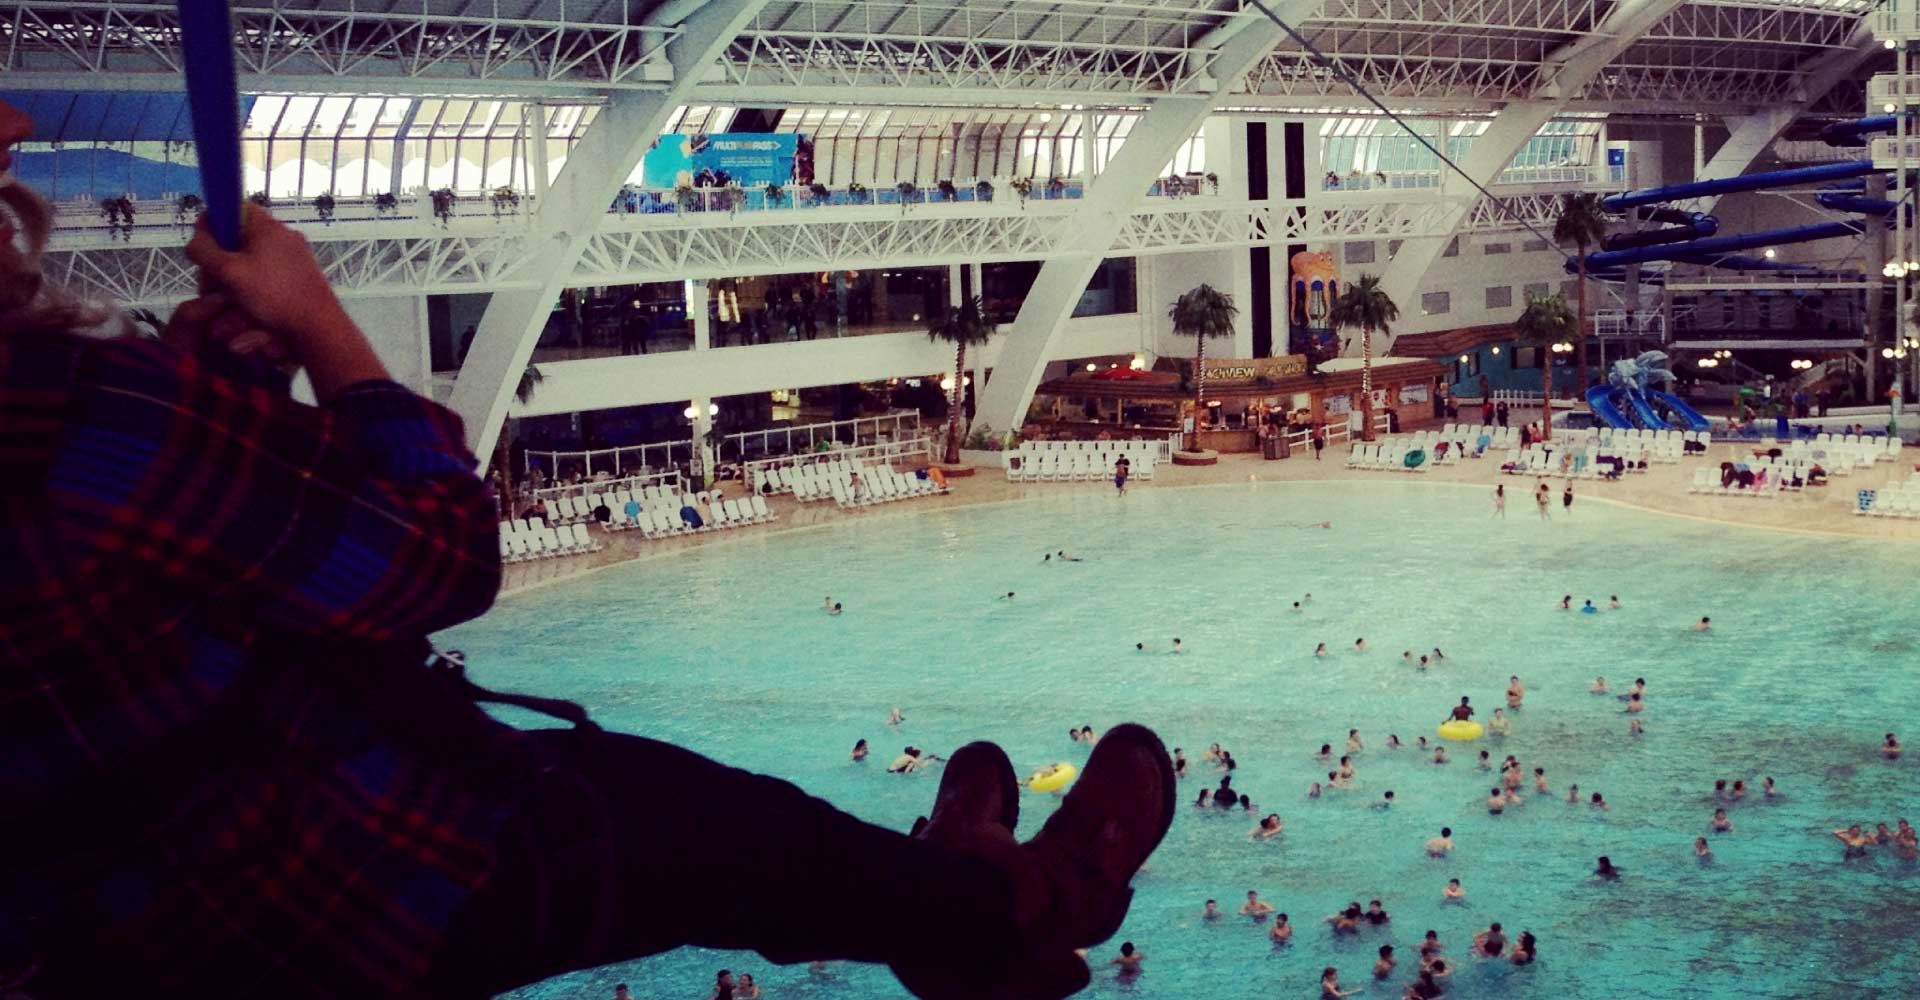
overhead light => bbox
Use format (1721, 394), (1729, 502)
(1086, 363), (1098, 371)
(1888, 38), (1899, 49)
(1108, 362), (1119, 368)
(1883, 347), (1897, 359)
(1763, 248), (1776, 259)
(1491, 346), (1501, 355)
(1129, 354), (1148, 370)
(1459, 354), (1471, 363)
(1887, 103), (1900, 114)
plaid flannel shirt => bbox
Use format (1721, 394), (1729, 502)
(0, 332), (508, 995)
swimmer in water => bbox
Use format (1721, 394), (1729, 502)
(828, 602), (843, 615)
(1425, 827), (1454, 857)
(1337, 756), (1356, 780)
(1833, 824), (1874, 858)
(999, 591), (1016, 601)
(1590, 791), (1608, 810)
(1431, 647), (1446, 662)
(1473, 922), (1508, 958)
(1371, 790), (1395, 811)
(887, 707), (904, 726)
(1711, 808), (1733, 833)
(1730, 780), (1746, 801)
(1136, 641), (1151, 653)
(1694, 837), (1713, 861)
(1608, 595), (1621, 609)
(1325, 905), (1361, 936)
(1109, 941), (1144, 977)
(1355, 638), (1367, 652)
(1173, 748), (1187, 777)
(1416, 736), (1430, 751)
(1387, 734), (1403, 750)
(1763, 776), (1779, 798)
(1056, 550), (1082, 562)
(1883, 732), (1902, 760)
(1292, 601), (1302, 611)
(1595, 856), (1621, 880)
(1443, 879), (1464, 903)
(1202, 899), (1222, 921)
(1203, 743), (1223, 763)
(1566, 783), (1580, 804)
(1320, 967), (1358, 1000)
(1418, 655), (1430, 671)
(1533, 767), (1548, 794)
(1895, 820), (1918, 861)
(1328, 769), (1351, 790)
(1270, 913), (1293, 944)
(1240, 889), (1276, 920)
(1080, 725), (1097, 744)
(1558, 595), (1572, 611)
(1432, 746), (1449, 765)
(1195, 789), (1212, 808)
(1505, 676), (1525, 709)
(1402, 650), (1415, 665)
(1581, 599), (1597, 614)
(822, 596), (834, 610)
(850, 738), (869, 761)
(1694, 616), (1711, 632)
(1317, 743), (1333, 762)
(1486, 788), (1505, 815)
(1493, 484), (1506, 518)
(1346, 729), (1364, 753)
(1303, 593), (1313, 603)
(1476, 750), (1492, 771)
(1591, 676), (1609, 694)
(1625, 692), (1645, 714)
(1314, 642), (1329, 657)
(1170, 638), (1184, 654)
(1488, 708), (1511, 736)
(1447, 696), (1475, 723)
(1253, 814), (1284, 840)
(1373, 945), (1397, 980)
(1308, 781), (1323, 798)
(1509, 932), (1537, 966)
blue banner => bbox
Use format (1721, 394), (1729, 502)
(641, 133), (799, 188)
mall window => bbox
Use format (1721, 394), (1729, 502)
(1485, 286), (1512, 309)
(1421, 291), (1450, 316)
(1523, 238), (1550, 252)
(1514, 346), (1541, 369)
(1074, 258), (1138, 317)
(1442, 237), (1460, 258)
(1483, 241), (1511, 255)
(1344, 241), (1376, 265)
(1524, 282), (1550, 300)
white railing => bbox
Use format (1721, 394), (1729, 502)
(524, 440), (693, 481)
(1285, 421), (1352, 453)
(1022, 432), (1180, 462)
(1592, 309), (1665, 339)
(743, 436), (935, 493)
(718, 412), (922, 462)
(54, 189), (532, 238)
(530, 469), (682, 507)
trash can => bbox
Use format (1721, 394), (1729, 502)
(1263, 435), (1289, 460)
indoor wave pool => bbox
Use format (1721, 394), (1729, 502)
(441, 481), (1920, 1000)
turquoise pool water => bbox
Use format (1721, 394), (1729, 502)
(442, 482), (1920, 1000)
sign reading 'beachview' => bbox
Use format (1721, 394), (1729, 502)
(1198, 355), (1309, 382)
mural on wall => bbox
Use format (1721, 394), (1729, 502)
(1288, 250), (1342, 369)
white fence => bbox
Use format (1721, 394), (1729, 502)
(719, 412), (923, 462)
(1285, 421), (1351, 453)
(744, 436), (936, 494)
(530, 469), (682, 508)
(525, 440), (693, 481)
(1023, 432), (1180, 463)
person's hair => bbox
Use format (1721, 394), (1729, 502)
(1384, 790), (1394, 799)
(1322, 967), (1337, 977)
(1369, 899), (1381, 907)
(1247, 888), (1257, 895)
(1591, 792), (1602, 802)
(1379, 944), (1393, 957)
(1440, 826), (1451, 836)
(717, 969), (732, 979)
(1449, 878), (1459, 885)
(1598, 855), (1612, 867)
(0, 180), (118, 336)
(853, 739), (865, 748)
(1489, 922), (1502, 932)
(1491, 787), (1500, 795)
(1120, 941), (1134, 956)
(1206, 898), (1215, 904)
(616, 985), (629, 992)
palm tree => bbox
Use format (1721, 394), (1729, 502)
(494, 364), (543, 516)
(1513, 293), (1574, 443)
(1168, 284), (1239, 450)
(1328, 274), (1399, 441)
(1553, 192), (1609, 394)
(926, 296), (997, 464)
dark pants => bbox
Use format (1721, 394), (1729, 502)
(424, 729), (1023, 998)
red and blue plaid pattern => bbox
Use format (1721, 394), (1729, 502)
(0, 333), (508, 994)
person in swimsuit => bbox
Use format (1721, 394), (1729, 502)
(1202, 898), (1222, 921)
(1252, 814), (1284, 840)
(1559, 595), (1572, 610)
(1533, 767), (1548, 793)
(1346, 729), (1364, 753)
(1240, 889), (1276, 920)
(1308, 782), (1323, 798)
(1489, 708), (1511, 736)
(1594, 856), (1621, 880)
(1425, 827), (1453, 856)
(850, 739), (868, 761)
(1431, 647), (1447, 661)
(1883, 732), (1902, 760)
(1472, 922), (1507, 957)
(1608, 595), (1621, 609)
(1314, 643), (1328, 657)
(1833, 824), (1874, 858)
(1365, 900), (1390, 927)
(1443, 879), (1464, 903)
(1373, 944), (1397, 980)
(1590, 791), (1608, 810)
(1694, 616), (1711, 631)
(1354, 638), (1367, 652)
(1431, 746), (1449, 765)
(1763, 776), (1779, 798)
(1505, 676), (1525, 709)
(1711, 809), (1733, 833)
(1172, 748), (1187, 778)
(1493, 484), (1506, 518)
(1269, 912), (1293, 944)
(1694, 837), (1713, 862)
(1320, 967), (1358, 999)
(1566, 782), (1580, 804)
(1486, 788), (1506, 815)
(1447, 697), (1475, 723)
(1109, 941), (1144, 978)
(1509, 931), (1537, 966)
(1591, 676), (1609, 694)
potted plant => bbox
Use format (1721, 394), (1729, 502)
(975, 180), (994, 202)
(247, 191), (272, 208)
(674, 182), (698, 212)
(935, 180), (956, 202)
(174, 193), (203, 226)
(927, 296), (998, 465)
(1168, 283), (1239, 454)
(721, 184), (747, 214)
(1328, 274), (1401, 441)
(491, 185), (521, 217)
(895, 181), (917, 208)
(1010, 177), (1033, 207)
(373, 192), (400, 216)
(764, 182), (785, 206)
(312, 191), (336, 224)
(429, 187), (457, 225)
(1205, 171), (1219, 194)
(847, 181), (869, 203)
(1045, 176), (1065, 199)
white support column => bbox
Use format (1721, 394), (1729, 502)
(688, 279), (711, 351)
(1374, 0), (1691, 344)
(449, 0), (769, 467)
(1081, 111), (1099, 182)
(968, 7), (1300, 437)
(690, 396), (714, 489)
(525, 101), (550, 200)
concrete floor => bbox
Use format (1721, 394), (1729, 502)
(501, 440), (1920, 596)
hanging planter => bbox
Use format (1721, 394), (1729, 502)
(312, 191), (336, 224)
(1205, 172), (1219, 195)
(974, 180), (993, 202)
(847, 182), (869, 204)
(429, 188), (457, 226)
(807, 182), (830, 205)
(1162, 175), (1185, 199)
(100, 195), (137, 241)
(247, 191), (272, 209)
(1010, 177), (1033, 208)
(373, 191), (400, 216)
(722, 184), (747, 215)
(1045, 176), (1065, 200)
(490, 185), (520, 217)
(674, 183), (698, 213)
(174, 193), (203, 226)
(895, 181), (917, 211)
(764, 182), (785, 206)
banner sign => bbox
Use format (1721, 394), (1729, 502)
(1398, 383), (1431, 404)
(1198, 355), (1308, 382)
(642, 133), (800, 188)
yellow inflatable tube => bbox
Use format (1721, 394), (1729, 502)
(1027, 763), (1078, 793)
(1438, 720), (1484, 742)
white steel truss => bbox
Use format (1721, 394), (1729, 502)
(0, 2), (680, 95)
(42, 194), (1569, 306)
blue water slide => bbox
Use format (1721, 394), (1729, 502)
(1645, 390), (1712, 432)
(1602, 206), (1718, 251)
(1821, 114), (1913, 147)
(1580, 219), (1867, 272)
(1626, 391), (1670, 430)
(1585, 385), (1635, 429)
(1602, 160), (1880, 212)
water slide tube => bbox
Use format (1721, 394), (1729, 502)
(1585, 385), (1635, 428)
(1645, 390), (1711, 432)
(1601, 207), (1717, 251)
(1601, 159), (1880, 213)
